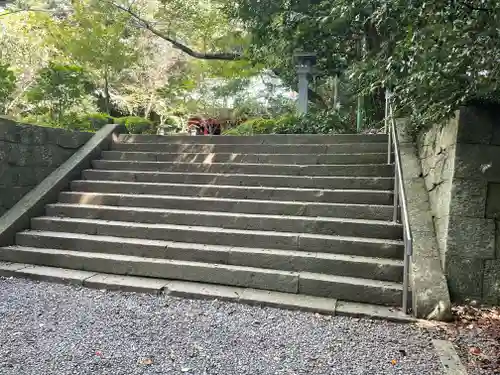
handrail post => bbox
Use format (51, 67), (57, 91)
(393, 170), (399, 222)
(386, 90), (392, 164)
(403, 237), (411, 314)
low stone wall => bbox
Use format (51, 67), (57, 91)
(0, 119), (92, 216)
(417, 107), (500, 304)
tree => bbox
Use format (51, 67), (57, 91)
(46, 0), (139, 114)
(26, 62), (93, 124)
(0, 63), (16, 113)
(219, 0), (500, 127)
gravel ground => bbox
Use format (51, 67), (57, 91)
(0, 277), (444, 375)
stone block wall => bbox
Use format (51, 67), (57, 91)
(417, 107), (500, 304)
(0, 118), (92, 216)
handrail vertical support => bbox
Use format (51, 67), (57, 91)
(393, 169), (400, 222)
(386, 91), (392, 164)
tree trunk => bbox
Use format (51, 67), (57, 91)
(103, 67), (110, 115)
(144, 92), (155, 119)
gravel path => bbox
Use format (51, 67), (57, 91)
(0, 278), (444, 375)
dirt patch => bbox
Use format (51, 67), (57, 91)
(424, 303), (500, 375)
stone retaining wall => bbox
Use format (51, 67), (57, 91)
(417, 107), (500, 304)
(0, 119), (92, 216)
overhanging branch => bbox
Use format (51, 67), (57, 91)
(0, 8), (52, 17)
(458, 1), (495, 12)
(112, 2), (242, 61)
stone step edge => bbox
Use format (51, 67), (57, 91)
(61, 191), (394, 209)
(101, 151), (389, 156)
(32, 216), (405, 245)
(17, 230), (405, 266)
(73, 180), (393, 195)
(0, 262), (413, 322)
(83, 169), (395, 181)
(94, 160), (393, 168)
(46, 203), (402, 227)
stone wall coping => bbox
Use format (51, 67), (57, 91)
(397, 118), (453, 321)
(0, 123), (126, 246)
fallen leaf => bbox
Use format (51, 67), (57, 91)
(469, 347), (481, 356)
(139, 358), (153, 365)
(391, 359), (397, 365)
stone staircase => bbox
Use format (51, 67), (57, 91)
(0, 134), (405, 311)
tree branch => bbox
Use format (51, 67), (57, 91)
(0, 8), (52, 18)
(458, 1), (495, 12)
(112, 2), (242, 61)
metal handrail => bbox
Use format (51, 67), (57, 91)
(385, 90), (413, 315)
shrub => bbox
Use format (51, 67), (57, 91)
(115, 116), (155, 134)
(85, 112), (113, 130)
(223, 118), (276, 135)
(273, 111), (355, 134)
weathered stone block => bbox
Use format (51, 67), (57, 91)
(447, 216), (495, 259)
(422, 148), (455, 188)
(450, 179), (487, 217)
(446, 257), (484, 301)
(483, 260), (500, 305)
(492, 123), (500, 145)
(433, 216), (449, 265)
(412, 254), (452, 320)
(0, 187), (33, 210)
(395, 118), (413, 144)
(11, 167), (54, 187)
(496, 220), (500, 259)
(456, 106), (495, 144)
(439, 117), (460, 148)
(428, 181), (452, 219)
(454, 144), (500, 182)
(0, 120), (48, 145)
(47, 128), (92, 149)
(486, 183), (500, 218)
(400, 144), (422, 179)
(405, 177), (432, 212)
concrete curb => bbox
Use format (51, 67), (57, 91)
(0, 261), (414, 322)
(432, 339), (468, 374)
(0, 124), (126, 246)
(397, 119), (453, 321)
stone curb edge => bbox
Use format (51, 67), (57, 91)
(432, 339), (469, 375)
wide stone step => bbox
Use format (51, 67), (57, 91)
(100, 151), (388, 165)
(45, 204), (403, 239)
(111, 143), (389, 154)
(0, 246), (403, 305)
(82, 169), (394, 190)
(70, 180), (393, 205)
(30, 217), (404, 258)
(59, 192), (395, 221)
(117, 134), (388, 144)
(0, 263), (413, 321)
(92, 160), (394, 177)
(16, 231), (403, 282)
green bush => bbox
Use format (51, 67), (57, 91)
(115, 116), (155, 134)
(223, 118), (276, 135)
(85, 112), (113, 130)
(273, 111), (355, 134)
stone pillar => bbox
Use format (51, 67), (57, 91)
(296, 64), (310, 114)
